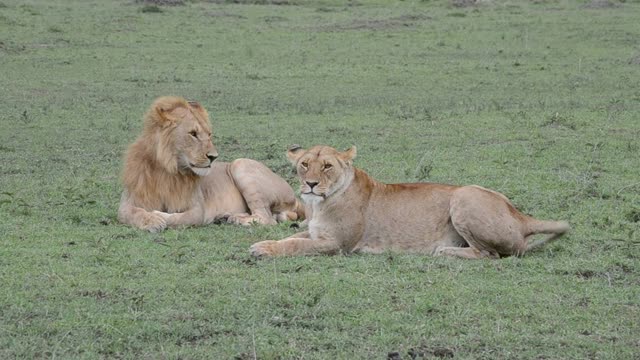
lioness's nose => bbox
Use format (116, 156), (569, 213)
(306, 181), (319, 189)
(207, 154), (218, 162)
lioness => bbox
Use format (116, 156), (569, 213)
(118, 96), (304, 232)
(250, 145), (570, 259)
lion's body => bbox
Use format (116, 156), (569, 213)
(250, 145), (570, 259)
(118, 96), (303, 232)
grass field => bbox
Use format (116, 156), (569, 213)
(1, 0), (640, 358)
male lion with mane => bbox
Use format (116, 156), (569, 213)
(250, 145), (570, 259)
(118, 96), (304, 232)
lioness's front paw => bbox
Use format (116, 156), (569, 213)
(142, 212), (168, 233)
(250, 240), (280, 258)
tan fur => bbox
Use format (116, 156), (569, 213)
(118, 96), (304, 232)
(250, 145), (570, 259)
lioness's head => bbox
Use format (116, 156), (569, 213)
(287, 145), (357, 203)
(144, 96), (218, 176)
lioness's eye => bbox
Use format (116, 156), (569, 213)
(323, 163), (333, 170)
(189, 130), (197, 138)
(301, 162), (308, 168)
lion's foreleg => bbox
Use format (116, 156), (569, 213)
(151, 190), (206, 228)
(434, 246), (499, 259)
(118, 192), (167, 233)
(249, 232), (340, 257)
(153, 205), (205, 228)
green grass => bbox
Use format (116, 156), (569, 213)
(1, 0), (639, 358)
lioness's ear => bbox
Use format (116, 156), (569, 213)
(287, 144), (306, 165)
(341, 146), (357, 163)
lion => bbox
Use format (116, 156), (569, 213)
(117, 96), (304, 232)
(249, 145), (570, 259)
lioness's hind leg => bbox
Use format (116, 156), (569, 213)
(450, 186), (528, 257)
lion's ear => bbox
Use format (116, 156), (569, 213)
(187, 100), (210, 120)
(152, 96), (189, 124)
(341, 146), (357, 163)
(287, 144), (305, 165)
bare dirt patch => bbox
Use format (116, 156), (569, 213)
(206, 0), (295, 5)
(387, 351), (402, 360)
(451, 0), (478, 8)
(312, 14), (431, 32)
(135, 0), (185, 5)
(206, 11), (247, 19)
(575, 270), (597, 279)
(582, 0), (620, 9)
(406, 345), (455, 358)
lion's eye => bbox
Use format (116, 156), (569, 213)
(189, 131), (197, 138)
(301, 162), (308, 168)
(323, 163), (333, 170)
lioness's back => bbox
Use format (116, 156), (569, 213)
(357, 181), (463, 252)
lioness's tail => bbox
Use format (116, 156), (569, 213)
(525, 220), (571, 252)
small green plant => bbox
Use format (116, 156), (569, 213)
(141, 5), (162, 13)
(541, 112), (578, 130)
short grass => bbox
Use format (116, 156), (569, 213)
(1, 0), (639, 358)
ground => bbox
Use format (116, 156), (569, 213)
(0, 0), (639, 358)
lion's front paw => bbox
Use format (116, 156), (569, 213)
(142, 211), (169, 233)
(250, 240), (280, 258)
(227, 213), (277, 226)
(226, 213), (249, 225)
(212, 213), (232, 225)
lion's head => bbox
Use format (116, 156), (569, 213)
(143, 96), (218, 176)
(287, 145), (357, 203)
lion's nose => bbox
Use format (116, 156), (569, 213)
(207, 154), (218, 163)
(305, 181), (319, 189)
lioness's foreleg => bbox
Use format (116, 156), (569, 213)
(250, 232), (340, 257)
